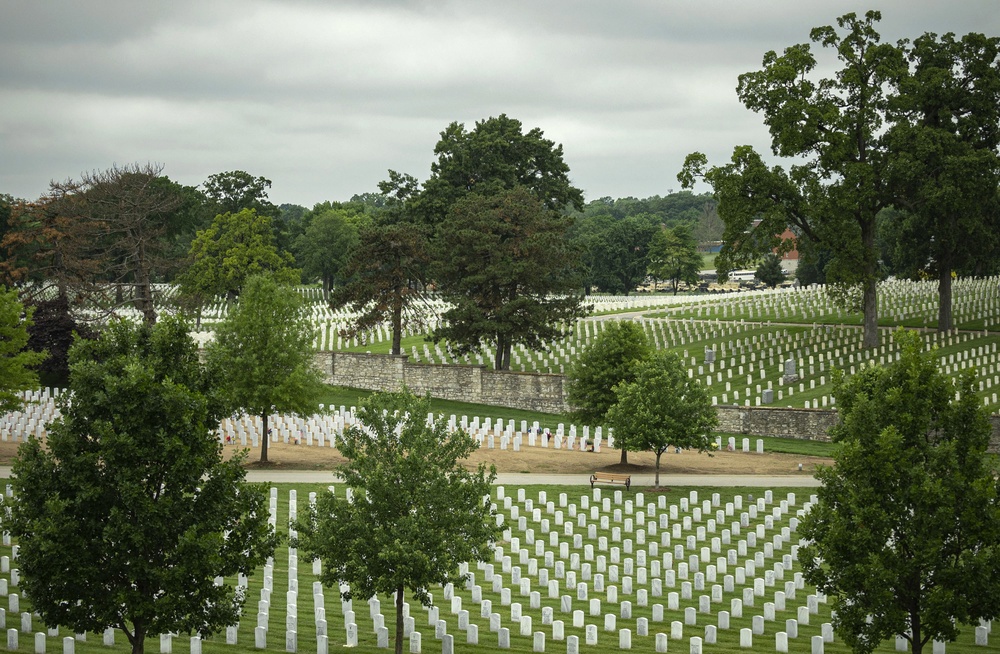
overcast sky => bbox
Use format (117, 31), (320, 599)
(3, 0), (999, 208)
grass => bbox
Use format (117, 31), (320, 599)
(3, 481), (990, 654)
(714, 434), (835, 458)
(318, 386), (569, 428)
(317, 389), (840, 457)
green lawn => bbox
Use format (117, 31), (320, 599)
(3, 481), (989, 654)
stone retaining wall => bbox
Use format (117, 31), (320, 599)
(318, 351), (1000, 452)
(321, 352), (568, 415)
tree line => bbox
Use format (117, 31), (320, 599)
(0, 121), (715, 376)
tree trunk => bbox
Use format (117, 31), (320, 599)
(261, 412), (269, 463)
(391, 287), (403, 356)
(860, 218), (880, 349)
(619, 445), (628, 466)
(195, 303), (202, 330)
(134, 239), (157, 325)
(494, 334), (509, 370)
(910, 611), (923, 654)
(937, 257), (953, 333)
(655, 451), (662, 489)
(129, 626), (146, 654)
(322, 275), (331, 303)
(395, 586), (405, 654)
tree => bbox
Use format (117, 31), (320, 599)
(71, 164), (189, 324)
(799, 330), (1000, 654)
(605, 351), (718, 488)
(178, 209), (299, 323)
(413, 114), (584, 226)
(294, 388), (500, 654)
(755, 253), (786, 288)
(886, 31), (1000, 332)
(680, 11), (906, 348)
(2, 166), (192, 322)
(332, 218), (430, 356)
(0, 287), (45, 414)
(431, 186), (589, 370)
(206, 274), (325, 464)
(24, 295), (96, 387)
(648, 224), (703, 294)
(566, 321), (651, 465)
(8, 316), (278, 654)
(202, 170), (277, 217)
(0, 192), (103, 302)
(293, 207), (359, 302)
(589, 216), (659, 295)
(691, 199), (724, 243)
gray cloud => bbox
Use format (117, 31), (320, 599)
(3, 0), (999, 207)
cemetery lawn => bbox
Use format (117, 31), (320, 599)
(317, 386), (568, 429)
(4, 481), (993, 654)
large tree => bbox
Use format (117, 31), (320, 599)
(885, 31), (1000, 332)
(202, 170), (277, 217)
(0, 286), (45, 413)
(431, 186), (589, 370)
(332, 218), (430, 356)
(292, 206), (359, 302)
(206, 274), (325, 463)
(2, 166), (192, 321)
(295, 389), (500, 654)
(589, 215), (659, 295)
(800, 330), (1000, 654)
(70, 164), (189, 324)
(178, 208), (299, 320)
(680, 11), (906, 348)
(8, 316), (278, 654)
(413, 114), (584, 226)
(606, 351), (718, 488)
(0, 191), (101, 301)
(24, 295), (95, 387)
(648, 223), (702, 295)
(566, 320), (650, 464)
(755, 253), (786, 289)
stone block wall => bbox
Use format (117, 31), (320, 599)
(715, 406), (838, 441)
(323, 352), (569, 414)
(319, 351), (1000, 452)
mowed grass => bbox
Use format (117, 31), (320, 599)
(318, 386), (568, 429)
(2, 482), (991, 654)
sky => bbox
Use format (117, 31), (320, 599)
(3, 0), (1000, 208)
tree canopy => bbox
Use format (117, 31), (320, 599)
(648, 223), (702, 295)
(800, 330), (1000, 654)
(884, 31), (1000, 331)
(566, 320), (651, 464)
(8, 316), (277, 654)
(431, 186), (589, 370)
(292, 206), (360, 301)
(295, 388), (500, 654)
(414, 113), (583, 225)
(0, 286), (45, 413)
(179, 208), (299, 307)
(680, 11), (905, 348)
(332, 217), (430, 356)
(755, 253), (786, 289)
(605, 351), (718, 488)
(206, 274), (325, 463)
(202, 170), (278, 218)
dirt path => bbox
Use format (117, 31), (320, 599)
(0, 437), (829, 478)
(235, 439), (829, 477)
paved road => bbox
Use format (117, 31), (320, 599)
(0, 466), (819, 488)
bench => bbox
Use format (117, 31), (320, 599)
(589, 471), (631, 490)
